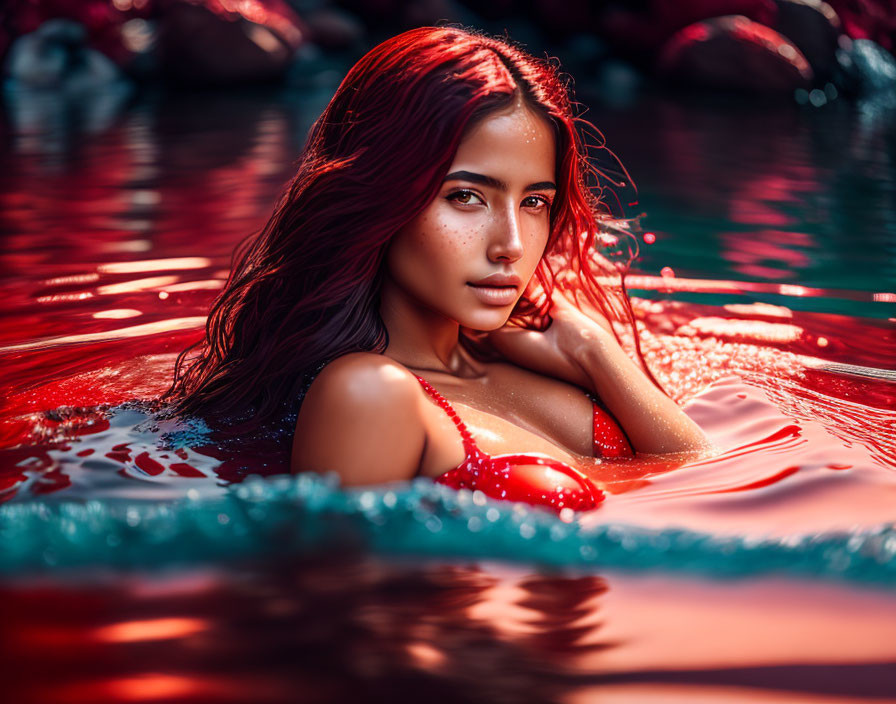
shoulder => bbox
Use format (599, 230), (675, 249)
(308, 352), (422, 406)
(291, 353), (427, 485)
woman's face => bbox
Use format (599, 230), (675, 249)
(384, 100), (557, 331)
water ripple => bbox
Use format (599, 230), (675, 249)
(2, 475), (894, 585)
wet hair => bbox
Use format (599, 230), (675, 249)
(165, 25), (660, 430)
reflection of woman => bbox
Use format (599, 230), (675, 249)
(167, 27), (707, 511)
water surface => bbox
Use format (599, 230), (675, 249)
(1, 82), (895, 702)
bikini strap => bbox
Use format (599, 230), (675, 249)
(413, 375), (481, 457)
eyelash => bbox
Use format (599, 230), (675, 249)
(446, 189), (552, 210)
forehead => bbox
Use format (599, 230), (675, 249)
(449, 103), (556, 181)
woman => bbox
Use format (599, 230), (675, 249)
(167, 26), (708, 512)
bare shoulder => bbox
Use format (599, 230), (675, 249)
(307, 352), (421, 404)
(290, 353), (426, 485)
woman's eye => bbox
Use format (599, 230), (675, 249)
(447, 190), (484, 206)
(523, 196), (551, 210)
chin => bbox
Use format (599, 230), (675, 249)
(459, 308), (513, 332)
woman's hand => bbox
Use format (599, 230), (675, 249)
(480, 289), (614, 389)
(476, 283), (711, 455)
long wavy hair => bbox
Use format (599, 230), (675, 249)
(164, 25), (659, 431)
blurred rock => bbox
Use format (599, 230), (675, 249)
(1, 0), (141, 69)
(304, 7), (365, 50)
(598, 0), (780, 57)
(5, 18), (122, 89)
(4, 19), (132, 139)
(773, 0), (841, 83)
(658, 15), (814, 94)
(157, 0), (306, 84)
(825, 0), (896, 54)
(837, 37), (896, 95)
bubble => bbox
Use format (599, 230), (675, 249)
(809, 89), (827, 107)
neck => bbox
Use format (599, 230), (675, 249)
(379, 277), (479, 377)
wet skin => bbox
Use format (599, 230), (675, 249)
(291, 98), (706, 485)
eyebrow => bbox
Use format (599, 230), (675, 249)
(444, 170), (557, 192)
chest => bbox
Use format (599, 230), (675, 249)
(416, 367), (594, 478)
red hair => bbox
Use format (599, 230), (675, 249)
(165, 25), (659, 429)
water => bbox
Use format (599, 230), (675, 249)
(1, 83), (895, 701)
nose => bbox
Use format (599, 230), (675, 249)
(486, 203), (524, 263)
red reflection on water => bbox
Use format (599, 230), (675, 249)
(721, 228), (812, 280)
(2, 561), (895, 704)
(93, 617), (208, 643)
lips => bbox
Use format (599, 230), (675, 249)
(466, 274), (521, 306)
(468, 273), (522, 288)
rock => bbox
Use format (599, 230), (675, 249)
(5, 18), (122, 88)
(157, 0), (305, 84)
(4, 19), (132, 137)
(841, 37), (896, 95)
(304, 7), (365, 50)
(597, 0), (780, 56)
(773, 0), (841, 83)
(658, 15), (814, 94)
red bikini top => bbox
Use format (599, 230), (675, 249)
(413, 375), (633, 513)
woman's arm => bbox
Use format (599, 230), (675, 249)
(485, 294), (709, 455)
(569, 322), (709, 454)
(291, 353), (427, 485)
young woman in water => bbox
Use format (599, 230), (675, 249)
(167, 26), (707, 511)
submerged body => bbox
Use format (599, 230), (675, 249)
(168, 27), (708, 506)
(293, 351), (634, 511)
(289, 93), (706, 498)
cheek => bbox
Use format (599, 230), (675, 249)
(388, 221), (462, 294)
(526, 226), (551, 266)
(403, 215), (480, 271)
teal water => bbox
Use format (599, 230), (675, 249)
(584, 91), (896, 318)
